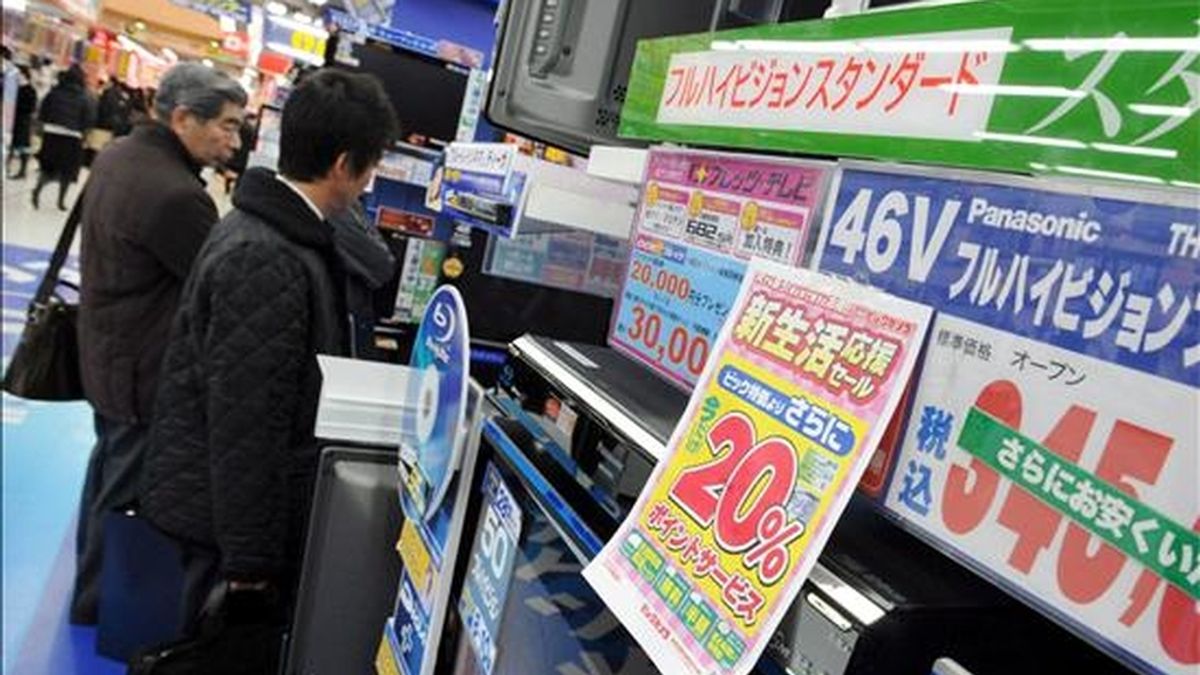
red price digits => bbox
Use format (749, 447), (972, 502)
(630, 260), (691, 300)
(670, 413), (801, 585)
(627, 304), (709, 377)
(940, 379), (1192, 663)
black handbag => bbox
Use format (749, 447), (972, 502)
(3, 187), (86, 400)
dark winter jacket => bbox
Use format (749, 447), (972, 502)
(11, 82), (37, 147)
(79, 123), (217, 424)
(142, 167), (348, 581)
(330, 203), (396, 357)
(97, 83), (133, 136)
(38, 79), (93, 132)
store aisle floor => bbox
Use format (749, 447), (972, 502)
(3, 172), (122, 675)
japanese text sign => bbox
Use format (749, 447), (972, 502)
(888, 315), (1197, 674)
(585, 260), (932, 675)
(811, 164), (1199, 673)
(437, 143), (528, 237)
(620, 0), (1200, 185)
(459, 463), (522, 675)
(814, 165), (1199, 388)
(610, 148), (832, 389)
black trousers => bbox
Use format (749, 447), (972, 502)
(72, 414), (148, 624)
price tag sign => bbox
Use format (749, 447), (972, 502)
(812, 164), (1200, 674)
(585, 260), (931, 675)
(610, 148), (831, 389)
(459, 464), (523, 675)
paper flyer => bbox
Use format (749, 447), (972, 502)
(584, 259), (932, 675)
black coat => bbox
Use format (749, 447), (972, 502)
(11, 83), (37, 148)
(38, 79), (92, 132)
(142, 167), (348, 581)
(79, 124), (217, 423)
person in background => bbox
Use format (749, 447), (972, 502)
(30, 56), (54, 101)
(97, 77), (134, 137)
(331, 202), (398, 359)
(221, 109), (256, 194)
(140, 69), (397, 673)
(2, 46), (18, 168)
(7, 64), (37, 179)
(72, 62), (246, 626)
(32, 64), (94, 211)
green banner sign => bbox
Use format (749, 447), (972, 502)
(620, 0), (1199, 187)
(958, 406), (1200, 601)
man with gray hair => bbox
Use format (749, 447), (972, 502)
(73, 61), (246, 624)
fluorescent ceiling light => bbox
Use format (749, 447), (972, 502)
(974, 131), (1087, 149)
(713, 39), (864, 53)
(308, 0), (328, 5)
(1129, 103), (1196, 118)
(1024, 37), (1200, 52)
(1053, 165), (1165, 185)
(265, 1), (287, 16)
(941, 83), (1086, 98)
(292, 12), (311, 24)
(1090, 142), (1178, 159)
(859, 39), (1019, 53)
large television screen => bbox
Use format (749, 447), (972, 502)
(344, 39), (470, 148)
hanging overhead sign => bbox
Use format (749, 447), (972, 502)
(619, 0), (1200, 186)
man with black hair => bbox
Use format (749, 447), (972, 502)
(140, 69), (398, 671)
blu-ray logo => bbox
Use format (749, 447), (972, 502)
(432, 299), (456, 343)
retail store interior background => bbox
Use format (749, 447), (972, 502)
(3, 0), (1199, 674)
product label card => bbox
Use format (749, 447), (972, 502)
(610, 148), (832, 389)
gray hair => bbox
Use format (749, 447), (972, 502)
(155, 62), (247, 122)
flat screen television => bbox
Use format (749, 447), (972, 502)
(486, 0), (720, 156)
(341, 38), (471, 148)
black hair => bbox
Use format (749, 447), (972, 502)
(278, 68), (398, 182)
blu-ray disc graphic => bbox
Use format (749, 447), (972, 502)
(405, 285), (470, 519)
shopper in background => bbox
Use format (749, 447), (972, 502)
(221, 109), (256, 194)
(32, 64), (94, 211)
(7, 64), (38, 179)
(71, 62), (247, 626)
(2, 46), (20, 171)
(331, 202), (398, 359)
(140, 69), (397, 672)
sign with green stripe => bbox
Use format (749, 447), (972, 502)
(619, 0), (1199, 187)
(958, 406), (1200, 601)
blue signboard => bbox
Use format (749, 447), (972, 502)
(459, 463), (522, 675)
(611, 234), (745, 389)
(813, 166), (1199, 387)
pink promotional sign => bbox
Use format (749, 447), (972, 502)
(587, 260), (932, 675)
(610, 148), (832, 389)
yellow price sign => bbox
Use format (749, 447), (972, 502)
(289, 29), (327, 58)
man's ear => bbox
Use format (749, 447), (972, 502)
(168, 106), (192, 136)
(333, 151), (355, 181)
